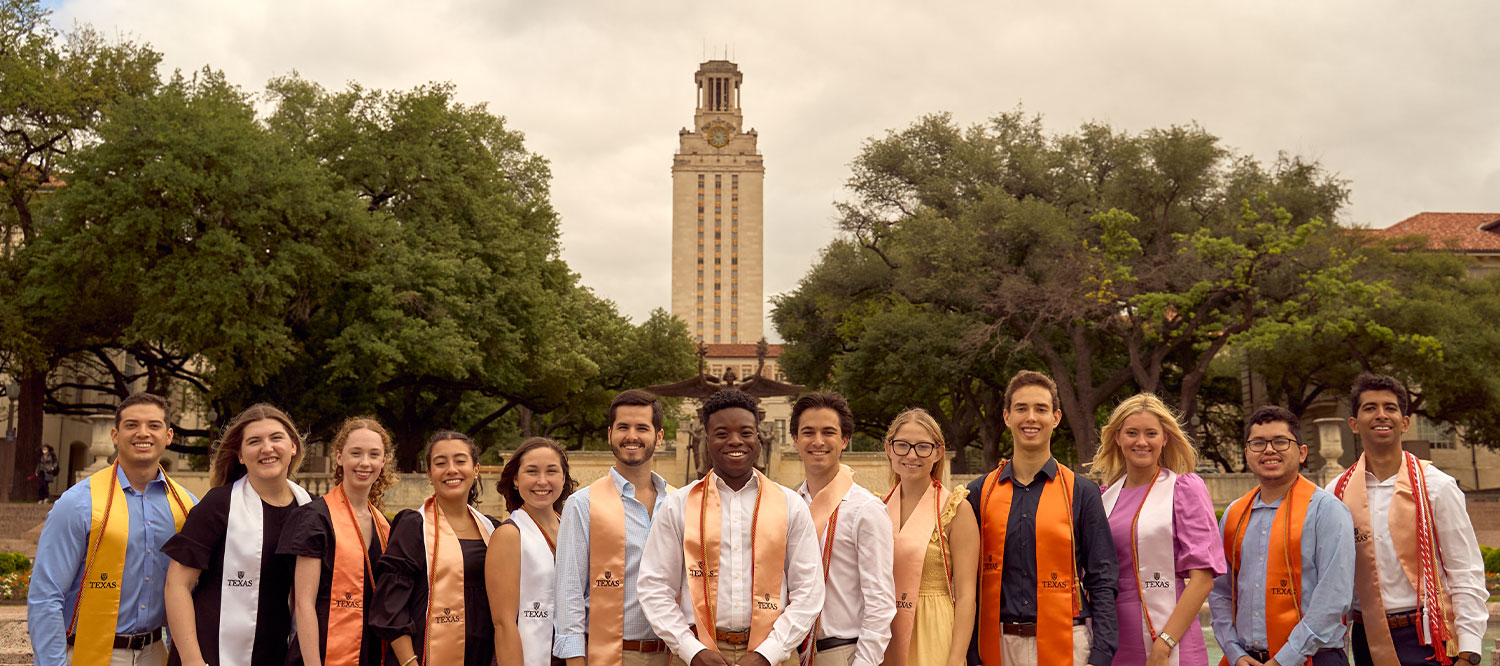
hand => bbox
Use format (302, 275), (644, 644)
(691, 650), (733, 666)
(1234, 657), (1263, 666)
(1146, 639), (1171, 666)
(736, 652), (771, 666)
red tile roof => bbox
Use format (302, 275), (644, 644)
(1377, 212), (1500, 251)
(704, 343), (782, 358)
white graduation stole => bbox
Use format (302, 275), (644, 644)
(219, 476), (313, 666)
(511, 509), (556, 666)
(1102, 467), (1180, 666)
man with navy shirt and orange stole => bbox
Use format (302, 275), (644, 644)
(28, 392), (199, 666)
(964, 370), (1117, 666)
(1210, 406), (1354, 666)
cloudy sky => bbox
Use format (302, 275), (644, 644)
(45, 0), (1500, 339)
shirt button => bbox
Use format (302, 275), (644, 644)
(140, 605), (145, 610)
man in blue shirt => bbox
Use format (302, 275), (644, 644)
(553, 389), (672, 666)
(1210, 405), (1354, 666)
(28, 392), (198, 666)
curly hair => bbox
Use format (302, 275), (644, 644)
(700, 388), (760, 425)
(210, 404), (307, 488)
(1089, 393), (1198, 485)
(497, 437), (576, 513)
(1350, 372), (1410, 416)
(330, 417), (398, 512)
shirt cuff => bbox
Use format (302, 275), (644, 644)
(1223, 642), (1248, 665)
(1273, 644), (1304, 666)
(553, 633), (585, 659)
(754, 644), (786, 665)
(1459, 632), (1483, 656)
(679, 638), (709, 664)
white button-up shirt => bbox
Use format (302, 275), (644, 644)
(1327, 464), (1488, 654)
(638, 473), (825, 664)
(795, 480), (896, 666)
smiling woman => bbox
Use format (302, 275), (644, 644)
(488, 437), (576, 666)
(162, 404), (315, 666)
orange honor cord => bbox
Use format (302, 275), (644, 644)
(683, 471), (788, 653)
(978, 462), (1078, 666)
(882, 478), (944, 666)
(1218, 476), (1314, 666)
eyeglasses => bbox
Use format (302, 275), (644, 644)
(1245, 437), (1297, 453)
(888, 440), (938, 458)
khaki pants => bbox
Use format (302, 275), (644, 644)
(622, 650), (672, 666)
(672, 639), (800, 666)
(805, 642), (856, 666)
(998, 624), (1091, 666)
(66, 640), (168, 666)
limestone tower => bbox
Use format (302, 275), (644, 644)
(671, 60), (764, 343)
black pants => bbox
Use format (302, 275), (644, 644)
(36, 476), (50, 500)
(1352, 622), (1445, 666)
(1246, 648), (1349, 665)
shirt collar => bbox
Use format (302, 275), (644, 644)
(997, 457), (1059, 483)
(713, 470), (759, 495)
(114, 462), (166, 494)
(608, 466), (668, 498)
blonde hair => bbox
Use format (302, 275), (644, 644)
(883, 407), (949, 490)
(1089, 393), (1197, 485)
(210, 404), (307, 488)
(330, 417), (398, 512)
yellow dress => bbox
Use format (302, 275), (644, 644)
(905, 487), (969, 666)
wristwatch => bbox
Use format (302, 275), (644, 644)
(1157, 632), (1178, 650)
(1458, 652), (1479, 665)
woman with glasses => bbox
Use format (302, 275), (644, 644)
(881, 408), (979, 666)
(1088, 394), (1225, 666)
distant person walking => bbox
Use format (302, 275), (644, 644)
(35, 443), (60, 503)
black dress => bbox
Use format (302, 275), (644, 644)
(162, 483), (301, 666)
(275, 497), (395, 666)
(368, 508), (501, 666)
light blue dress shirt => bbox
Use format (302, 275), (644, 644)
(1209, 482), (1354, 666)
(27, 465), (198, 666)
(553, 468), (669, 659)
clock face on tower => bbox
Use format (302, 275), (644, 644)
(707, 126), (730, 148)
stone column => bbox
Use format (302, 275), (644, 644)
(1313, 417), (1346, 480)
(85, 414), (115, 474)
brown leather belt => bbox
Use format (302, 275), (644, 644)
(66, 627), (164, 650)
(715, 628), (751, 645)
(623, 639), (668, 653)
(1246, 648), (1341, 663)
(1000, 618), (1086, 636)
(1351, 609), (1423, 629)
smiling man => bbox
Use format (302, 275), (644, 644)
(789, 392), (895, 666)
(1326, 374), (1486, 666)
(553, 389), (675, 666)
(964, 370), (1116, 666)
(28, 392), (199, 666)
(638, 388), (825, 666)
(1210, 406), (1354, 666)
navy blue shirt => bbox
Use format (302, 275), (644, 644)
(964, 458), (1118, 666)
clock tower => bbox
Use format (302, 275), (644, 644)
(671, 60), (764, 343)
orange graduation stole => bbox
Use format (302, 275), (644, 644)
(586, 474), (629, 666)
(978, 460), (1078, 666)
(882, 477), (949, 666)
(325, 484), (392, 666)
(1219, 475), (1316, 666)
(683, 469), (788, 651)
(420, 496), (495, 666)
(801, 465), (855, 666)
(1333, 452), (1456, 666)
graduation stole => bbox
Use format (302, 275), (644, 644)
(69, 463), (194, 666)
(586, 471), (673, 666)
(882, 476), (948, 666)
(1219, 475), (1315, 666)
(1101, 467), (1179, 666)
(1333, 452), (1456, 666)
(325, 484), (392, 666)
(420, 496), (496, 666)
(800, 464), (855, 666)
(978, 460), (1079, 666)
(221, 476), (313, 666)
(682, 469), (787, 651)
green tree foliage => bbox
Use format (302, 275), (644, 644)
(776, 111), (1362, 469)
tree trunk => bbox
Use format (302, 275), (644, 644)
(7, 369), (47, 501)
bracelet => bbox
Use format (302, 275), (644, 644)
(1158, 631), (1178, 650)
(401, 656), (419, 666)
